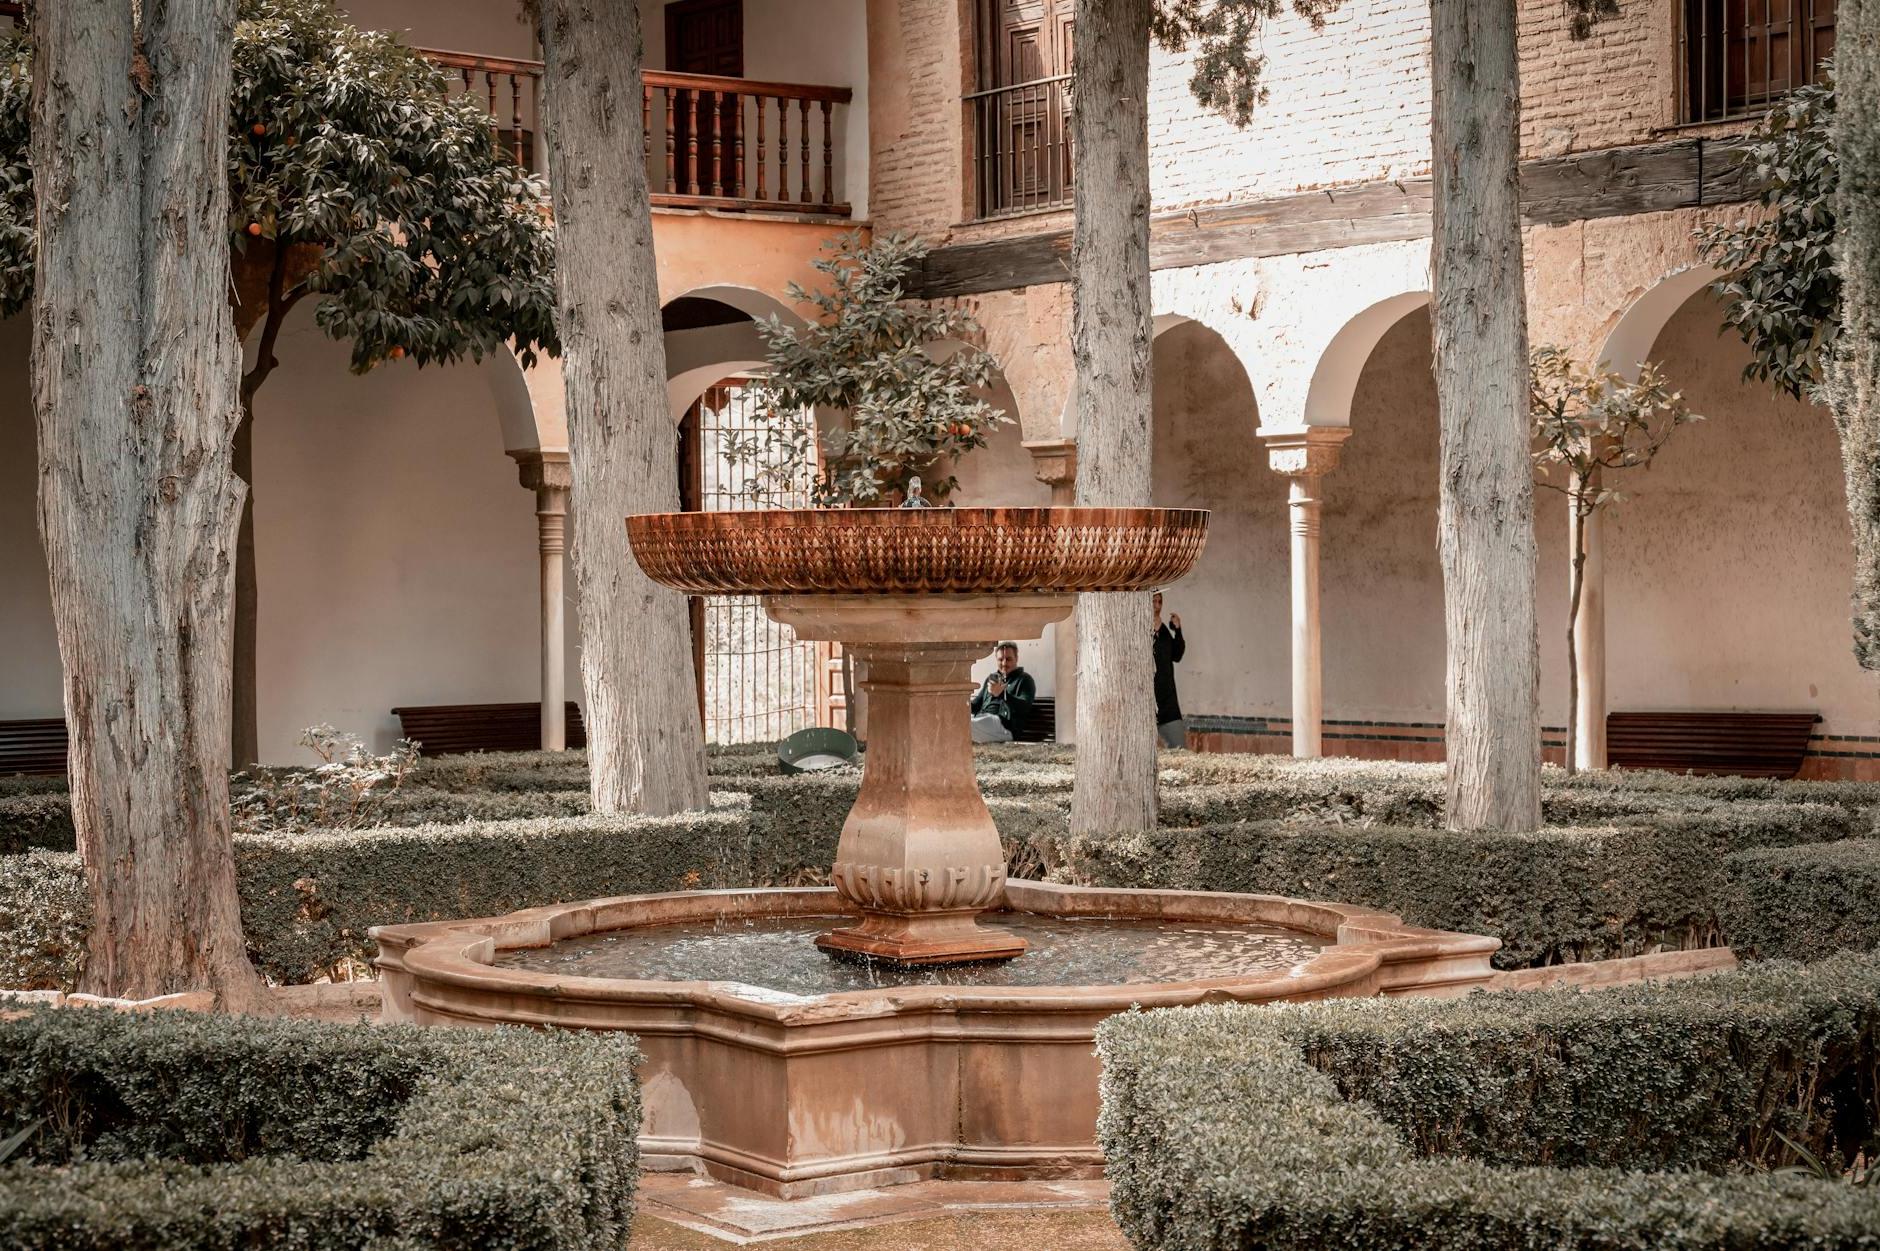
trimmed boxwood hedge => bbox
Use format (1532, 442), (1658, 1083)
(0, 1007), (640, 1251)
(1098, 955), (1880, 1251)
(0, 795), (74, 855)
(1063, 803), (1860, 968)
(1, 807), (755, 989)
(1723, 839), (1880, 961)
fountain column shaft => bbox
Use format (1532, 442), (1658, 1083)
(764, 594), (1072, 964)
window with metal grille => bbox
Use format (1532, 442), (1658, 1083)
(678, 380), (828, 745)
(966, 0), (1075, 220)
(1681, 0), (1836, 124)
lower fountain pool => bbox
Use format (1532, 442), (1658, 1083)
(375, 881), (1500, 1198)
(492, 911), (1325, 994)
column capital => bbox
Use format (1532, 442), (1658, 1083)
(510, 448), (573, 494)
(1258, 426), (1350, 479)
(1021, 438), (1078, 489)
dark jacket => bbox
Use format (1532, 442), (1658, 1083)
(971, 666), (1036, 735)
(1154, 624), (1185, 725)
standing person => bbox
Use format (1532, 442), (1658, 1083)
(1152, 592), (1187, 748)
(970, 642), (1036, 743)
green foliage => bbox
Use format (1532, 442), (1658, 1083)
(0, 32), (28, 319)
(1063, 804), (1860, 968)
(1531, 347), (1701, 507)
(1723, 838), (1880, 960)
(1097, 955), (1880, 1251)
(1696, 75), (1839, 400)
(232, 0), (557, 369)
(742, 231), (1011, 505)
(0, 794), (73, 855)
(0, 0), (556, 367)
(0, 1009), (640, 1251)
(1151, 1), (1342, 127)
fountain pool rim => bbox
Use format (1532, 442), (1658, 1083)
(373, 879), (1500, 1021)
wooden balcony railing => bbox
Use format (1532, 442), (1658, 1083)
(419, 48), (853, 217)
(644, 71), (852, 216)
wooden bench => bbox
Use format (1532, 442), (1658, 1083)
(1606, 710), (1819, 779)
(1012, 696), (1057, 744)
(391, 702), (586, 757)
(0, 718), (68, 776)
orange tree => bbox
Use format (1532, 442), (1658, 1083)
(0, 0), (557, 764)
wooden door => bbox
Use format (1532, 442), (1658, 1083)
(667, 0), (744, 196)
(977, 0), (1072, 212)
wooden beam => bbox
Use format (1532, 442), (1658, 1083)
(908, 134), (1757, 299)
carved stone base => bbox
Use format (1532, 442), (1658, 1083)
(815, 909), (1028, 965)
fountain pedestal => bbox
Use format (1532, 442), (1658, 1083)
(766, 594), (1072, 964)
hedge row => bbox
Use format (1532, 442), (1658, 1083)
(1723, 839), (1880, 961)
(0, 1008), (640, 1251)
(1062, 803), (1862, 968)
(1, 806), (755, 989)
(1098, 954), (1880, 1251)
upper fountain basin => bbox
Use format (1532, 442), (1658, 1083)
(626, 506), (1208, 596)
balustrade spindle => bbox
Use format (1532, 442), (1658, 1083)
(733, 95), (746, 198)
(820, 100), (833, 208)
(798, 97), (811, 204)
(512, 73), (526, 167)
(664, 86), (678, 194)
(777, 97), (790, 201)
(755, 92), (767, 199)
(686, 89), (701, 196)
(708, 90), (724, 196)
(642, 83), (651, 171)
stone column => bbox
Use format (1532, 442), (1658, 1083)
(1024, 438), (1079, 744)
(1258, 427), (1350, 758)
(1570, 478), (1607, 771)
(513, 451), (573, 751)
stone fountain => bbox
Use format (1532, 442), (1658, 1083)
(373, 506), (1500, 1198)
(628, 505), (1202, 965)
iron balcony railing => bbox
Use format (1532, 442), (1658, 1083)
(1680, 0), (1837, 124)
(966, 72), (1073, 220)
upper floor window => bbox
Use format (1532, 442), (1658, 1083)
(966, 0), (1074, 220)
(1681, 0), (1836, 123)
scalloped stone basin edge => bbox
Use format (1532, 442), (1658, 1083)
(373, 880), (1499, 1198)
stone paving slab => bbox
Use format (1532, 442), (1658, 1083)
(636, 1174), (1117, 1245)
(628, 1209), (1130, 1250)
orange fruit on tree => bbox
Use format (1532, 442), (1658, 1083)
(246, 222), (262, 236)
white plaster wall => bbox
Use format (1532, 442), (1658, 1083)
(1606, 292), (1880, 737)
(342, 0), (537, 59)
(1150, 321), (1286, 719)
(251, 307), (576, 761)
(640, 0), (871, 218)
(0, 315), (59, 721)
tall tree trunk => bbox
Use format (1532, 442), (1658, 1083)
(29, 0), (259, 1003)
(1834, 0), (1880, 671)
(1565, 496), (1586, 777)
(1429, 0), (1542, 832)
(535, 0), (709, 815)
(1069, 0), (1157, 840)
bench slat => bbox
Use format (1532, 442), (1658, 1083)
(1607, 710), (1817, 779)
(391, 702), (586, 756)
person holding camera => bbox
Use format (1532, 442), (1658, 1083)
(969, 642), (1035, 743)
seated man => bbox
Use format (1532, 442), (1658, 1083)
(969, 642), (1035, 743)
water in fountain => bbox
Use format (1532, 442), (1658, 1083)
(494, 912), (1324, 997)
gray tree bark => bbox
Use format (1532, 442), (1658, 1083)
(1069, 0), (1158, 840)
(28, 0), (259, 1002)
(535, 0), (709, 815)
(1832, 0), (1880, 671)
(1429, 0), (1542, 831)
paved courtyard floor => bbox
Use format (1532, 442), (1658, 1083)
(631, 1175), (1127, 1247)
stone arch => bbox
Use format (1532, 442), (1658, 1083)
(942, 338), (1038, 509)
(1595, 263), (1727, 381)
(1301, 290), (1432, 428)
(662, 284), (806, 422)
(1150, 316), (1279, 722)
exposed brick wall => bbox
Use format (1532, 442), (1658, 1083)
(869, 0), (1753, 243)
